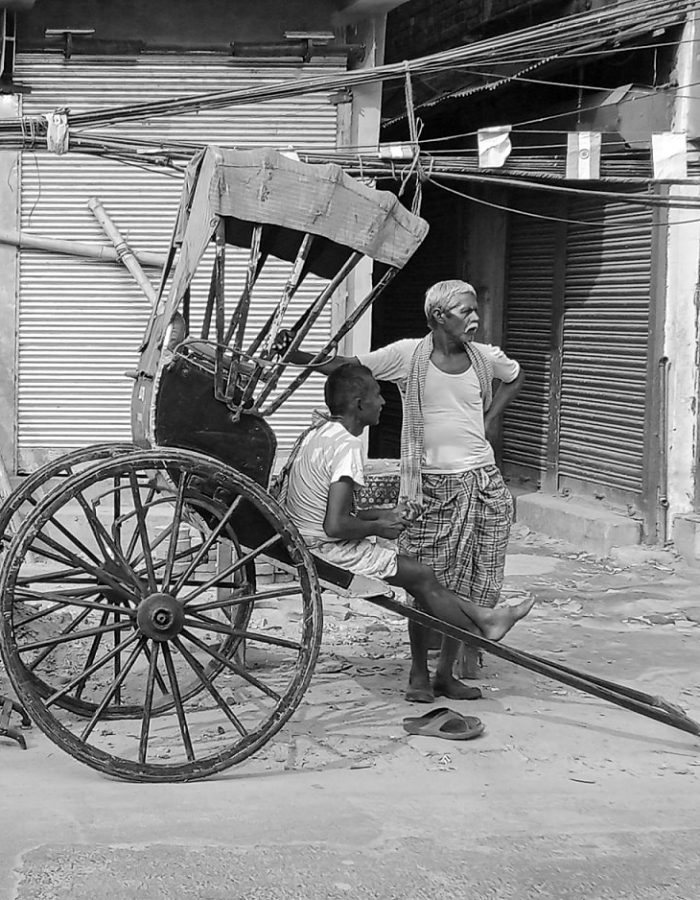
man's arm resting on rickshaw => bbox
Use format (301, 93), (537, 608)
(272, 329), (356, 375)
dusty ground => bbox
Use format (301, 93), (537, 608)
(1, 524), (700, 899)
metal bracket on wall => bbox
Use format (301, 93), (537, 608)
(44, 28), (96, 60)
(229, 32), (361, 64)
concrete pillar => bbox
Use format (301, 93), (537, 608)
(664, 185), (700, 520)
(338, 13), (386, 359)
(465, 192), (508, 346)
(0, 94), (20, 480)
(666, 11), (700, 560)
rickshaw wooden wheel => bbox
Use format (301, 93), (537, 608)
(0, 443), (254, 719)
(0, 443), (134, 551)
(0, 443), (135, 716)
(0, 448), (322, 782)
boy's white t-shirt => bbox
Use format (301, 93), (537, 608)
(358, 338), (520, 473)
(285, 420), (365, 543)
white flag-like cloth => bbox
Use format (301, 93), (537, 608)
(652, 133), (688, 179)
(378, 143), (414, 161)
(46, 110), (69, 155)
(477, 126), (512, 168)
(566, 132), (601, 179)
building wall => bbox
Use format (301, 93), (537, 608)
(667, 11), (700, 543)
(0, 0), (388, 476)
(0, 96), (19, 482)
(385, 0), (576, 62)
(379, 0), (697, 549)
(18, 0), (340, 46)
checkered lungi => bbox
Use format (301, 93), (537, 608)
(398, 465), (514, 608)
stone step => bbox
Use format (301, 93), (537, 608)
(515, 491), (642, 557)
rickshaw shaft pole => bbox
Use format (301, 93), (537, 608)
(366, 594), (700, 738)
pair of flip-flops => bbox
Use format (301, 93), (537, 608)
(402, 706), (485, 741)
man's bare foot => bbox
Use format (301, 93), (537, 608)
(477, 597), (535, 642)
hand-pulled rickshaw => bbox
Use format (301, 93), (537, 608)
(0, 147), (697, 782)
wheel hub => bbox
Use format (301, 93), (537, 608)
(136, 593), (185, 641)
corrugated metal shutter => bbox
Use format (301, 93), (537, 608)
(16, 54), (342, 469)
(558, 198), (652, 494)
(502, 202), (557, 477)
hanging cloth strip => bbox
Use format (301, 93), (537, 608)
(398, 64), (424, 216)
(399, 332), (494, 503)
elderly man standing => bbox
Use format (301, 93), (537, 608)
(282, 279), (524, 703)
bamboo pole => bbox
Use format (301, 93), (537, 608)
(87, 197), (157, 305)
(0, 228), (165, 268)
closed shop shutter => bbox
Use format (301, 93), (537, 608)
(16, 54), (342, 470)
(368, 182), (461, 457)
(502, 201), (557, 479)
(558, 198), (652, 495)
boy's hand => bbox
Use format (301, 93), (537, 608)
(395, 498), (423, 522)
(383, 505), (410, 527)
(375, 519), (406, 540)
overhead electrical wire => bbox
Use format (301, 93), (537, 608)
(51, 130), (700, 216)
(381, 0), (695, 120)
(0, 0), (691, 138)
(412, 77), (700, 145)
(4, 0), (698, 214)
(428, 177), (700, 229)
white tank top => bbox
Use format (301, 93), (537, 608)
(421, 361), (495, 473)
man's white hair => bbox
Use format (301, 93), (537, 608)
(424, 279), (477, 327)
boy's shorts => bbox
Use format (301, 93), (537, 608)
(308, 537), (398, 580)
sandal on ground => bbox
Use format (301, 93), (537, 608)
(402, 707), (485, 741)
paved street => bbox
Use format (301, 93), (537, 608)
(2, 528), (700, 899)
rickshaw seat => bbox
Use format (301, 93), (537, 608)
(253, 540), (394, 602)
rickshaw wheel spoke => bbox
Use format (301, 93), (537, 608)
(172, 636), (248, 737)
(74, 608), (111, 701)
(128, 471), (159, 593)
(80, 637), (147, 742)
(45, 631), (142, 709)
(181, 628), (281, 702)
(190, 583), (296, 615)
(161, 471), (189, 594)
(17, 565), (95, 585)
(138, 641), (160, 764)
(23, 606), (94, 671)
(0, 449), (322, 782)
(142, 642), (170, 696)
(27, 531), (140, 601)
(185, 613), (302, 652)
(161, 643), (195, 761)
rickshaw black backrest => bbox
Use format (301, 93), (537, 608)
(154, 341), (302, 556)
(154, 343), (277, 487)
